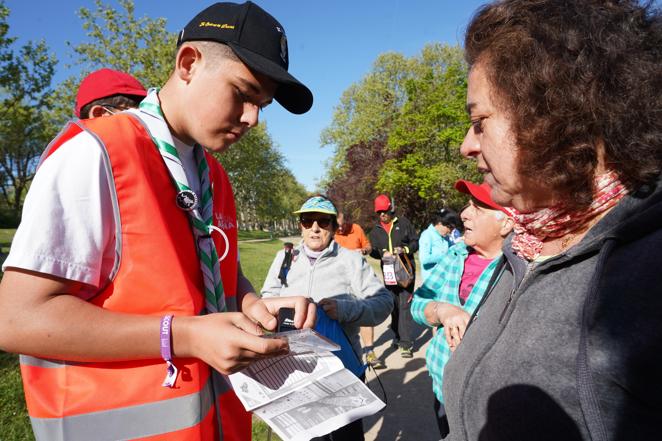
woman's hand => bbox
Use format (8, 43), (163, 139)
(426, 302), (471, 351)
(318, 298), (338, 320)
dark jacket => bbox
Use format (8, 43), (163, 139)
(369, 215), (419, 263)
(369, 216), (419, 293)
(443, 177), (662, 441)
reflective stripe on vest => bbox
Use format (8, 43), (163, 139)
(20, 115), (246, 440)
(29, 378), (214, 441)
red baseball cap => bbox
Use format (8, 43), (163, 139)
(374, 194), (392, 212)
(454, 180), (514, 217)
(75, 69), (148, 117)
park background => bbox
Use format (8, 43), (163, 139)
(1, 0), (487, 439)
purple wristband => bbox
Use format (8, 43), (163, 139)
(160, 315), (178, 388)
(160, 315), (173, 361)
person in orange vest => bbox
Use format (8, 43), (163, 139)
(79, 67), (282, 439)
(75, 68), (148, 119)
(0, 2), (315, 440)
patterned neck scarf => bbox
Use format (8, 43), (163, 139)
(511, 170), (627, 261)
(132, 89), (226, 313)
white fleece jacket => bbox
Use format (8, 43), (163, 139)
(261, 240), (394, 357)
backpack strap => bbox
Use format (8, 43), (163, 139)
(278, 250), (293, 287)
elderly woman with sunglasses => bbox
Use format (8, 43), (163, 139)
(261, 195), (393, 439)
(261, 195), (393, 354)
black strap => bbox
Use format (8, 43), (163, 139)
(277, 250), (293, 287)
(366, 361), (388, 407)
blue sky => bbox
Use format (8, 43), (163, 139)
(6, 0), (486, 191)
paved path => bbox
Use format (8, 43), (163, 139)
(363, 303), (437, 441)
(362, 255), (438, 441)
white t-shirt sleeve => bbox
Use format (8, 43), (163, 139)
(3, 131), (115, 291)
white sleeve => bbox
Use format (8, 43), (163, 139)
(3, 131), (115, 290)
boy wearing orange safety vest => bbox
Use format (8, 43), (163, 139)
(0, 2), (316, 440)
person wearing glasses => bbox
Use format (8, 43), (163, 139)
(75, 68), (148, 119)
(261, 195), (393, 440)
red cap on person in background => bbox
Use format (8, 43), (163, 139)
(75, 68), (148, 117)
(374, 194), (392, 212)
(454, 180), (515, 217)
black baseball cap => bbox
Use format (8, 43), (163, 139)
(178, 1), (313, 114)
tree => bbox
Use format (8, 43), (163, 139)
(270, 170), (309, 234)
(377, 44), (480, 227)
(320, 52), (411, 186)
(326, 139), (386, 230)
(47, 0), (175, 125)
(0, 2), (57, 223)
(322, 44), (479, 229)
(215, 123), (308, 231)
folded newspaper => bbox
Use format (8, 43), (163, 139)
(228, 329), (385, 441)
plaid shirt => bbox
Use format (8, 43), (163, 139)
(411, 241), (501, 403)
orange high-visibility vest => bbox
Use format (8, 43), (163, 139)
(19, 114), (250, 441)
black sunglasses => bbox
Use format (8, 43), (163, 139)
(300, 216), (333, 229)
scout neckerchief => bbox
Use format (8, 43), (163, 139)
(131, 91), (231, 438)
(134, 89), (226, 313)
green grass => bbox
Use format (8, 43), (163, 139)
(0, 352), (33, 440)
(237, 229), (273, 241)
(0, 230), (286, 439)
(252, 415), (282, 441)
(0, 228), (15, 255)
(238, 239), (284, 288)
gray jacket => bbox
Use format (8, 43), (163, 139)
(444, 177), (662, 441)
(261, 240), (394, 358)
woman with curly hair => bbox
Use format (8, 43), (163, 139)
(442, 1), (662, 440)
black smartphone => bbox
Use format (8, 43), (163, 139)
(277, 307), (296, 332)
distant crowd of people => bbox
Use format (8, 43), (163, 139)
(0, 0), (659, 441)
